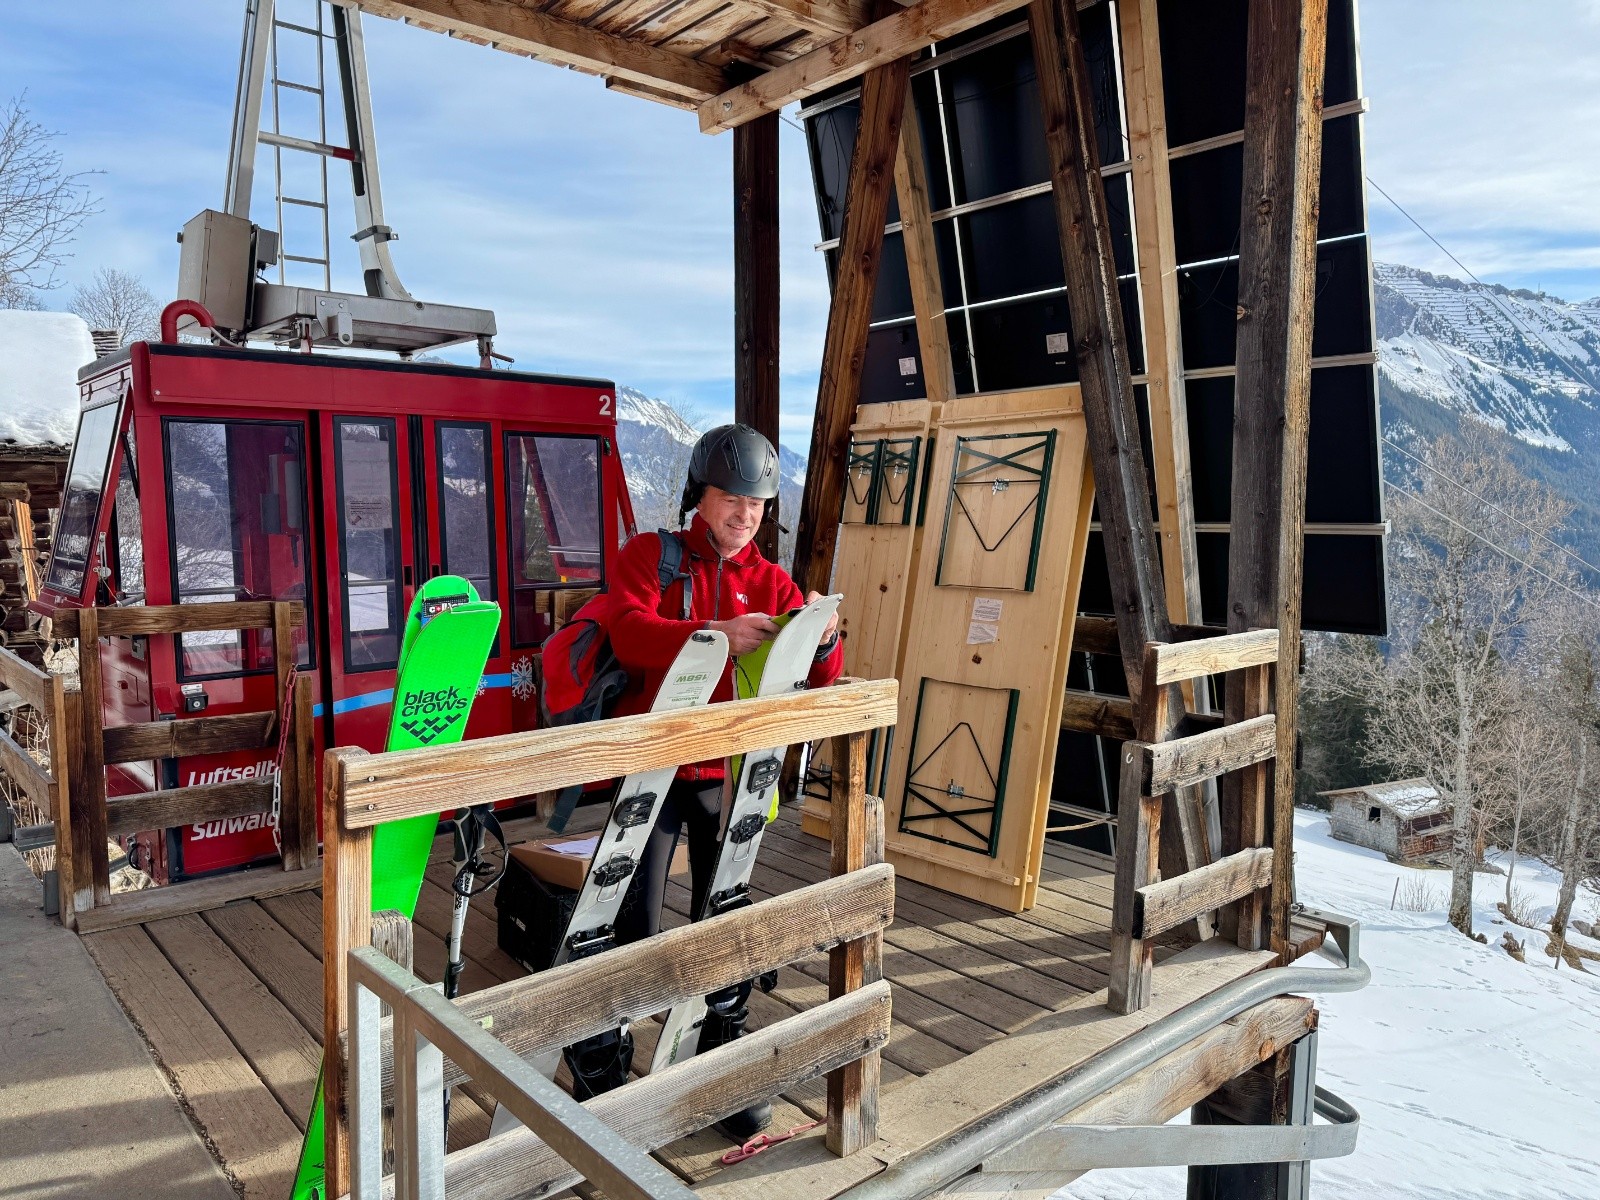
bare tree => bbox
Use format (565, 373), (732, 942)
(1544, 622), (1600, 965)
(1328, 425), (1576, 938)
(72, 268), (159, 344)
(0, 95), (98, 307)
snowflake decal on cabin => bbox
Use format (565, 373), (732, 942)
(476, 673), (489, 699)
(511, 655), (536, 701)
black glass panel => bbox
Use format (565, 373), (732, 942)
(1303, 534), (1388, 636)
(872, 231), (916, 324)
(960, 196), (1063, 304)
(1185, 376), (1235, 524)
(967, 293), (1077, 391)
(861, 323), (927, 404)
(1158, 0), (1248, 147)
(939, 34), (1049, 203)
(1308, 365), (1382, 524)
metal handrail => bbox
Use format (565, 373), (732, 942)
(347, 946), (694, 1200)
(836, 915), (1370, 1200)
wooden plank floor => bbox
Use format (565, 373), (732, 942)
(77, 806), (1164, 1196)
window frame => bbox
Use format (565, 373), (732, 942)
(503, 429), (606, 648)
(162, 415), (316, 681)
(44, 394), (125, 599)
(332, 414), (403, 674)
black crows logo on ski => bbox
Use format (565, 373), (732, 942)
(398, 684), (471, 744)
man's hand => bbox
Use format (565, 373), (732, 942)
(805, 590), (840, 645)
(709, 613), (780, 655)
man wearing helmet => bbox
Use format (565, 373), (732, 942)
(593, 423), (843, 1133)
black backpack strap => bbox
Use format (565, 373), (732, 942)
(547, 784), (583, 834)
(656, 528), (693, 621)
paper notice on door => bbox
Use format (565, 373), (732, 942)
(967, 597), (1003, 644)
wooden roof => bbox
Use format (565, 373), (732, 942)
(351, 0), (1037, 131)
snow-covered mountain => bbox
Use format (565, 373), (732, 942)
(1375, 262), (1600, 452)
(611, 384), (806, 558)
(1374, 262), (1600, 559)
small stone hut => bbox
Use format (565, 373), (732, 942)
(1319, 778), (1452, 863)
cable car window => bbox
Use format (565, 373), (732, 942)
(335, 417), (402, 671)
(436, 422), (495, 604)
(112, 428), (144, 604)
(45, 400), (122, 597)
(506, 432), (603, 646)
(166, 419), (312, 678)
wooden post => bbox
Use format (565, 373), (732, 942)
(1222, 662), (1272, 949)
(1107, 646), (1167, 1013)
(278, 674), (318, 871)
(734, 112), (783, 563)
(893, 95), (956, 407)
(1116, 0), (1203, 633)
(791, 44), (909, 596)
(323, 746), (374, 1200)
(826, 729), (878, 1155)
(1223, 0), (1329, 964)
(1031, 0), (1212, 890)
(1029, 0), (1171, 688)
(73, 607), (112, 905)
(51, 682), (79, 929)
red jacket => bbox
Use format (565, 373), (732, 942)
(607, 514), (844, 780)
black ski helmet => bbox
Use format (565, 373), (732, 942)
(679, 423), (780, 525)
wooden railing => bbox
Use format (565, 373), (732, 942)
(55, 600), (319, 932)
(321, 676), (899, 1199)
(0, 645), (76, 907)
(1108, 629), (1282, 1014)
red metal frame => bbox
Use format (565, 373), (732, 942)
(33, 342), (626, 881)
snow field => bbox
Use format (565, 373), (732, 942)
(1061, 810), (1600, 1200)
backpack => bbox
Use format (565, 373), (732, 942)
(538, 530), (691, 832)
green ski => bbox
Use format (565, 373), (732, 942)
(292, 575), (502, 1200)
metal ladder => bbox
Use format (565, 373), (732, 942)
(224, 0), (413, 301)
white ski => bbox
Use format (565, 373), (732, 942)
(492, 627), (728, 1135)
(650, 594), (843, 1073)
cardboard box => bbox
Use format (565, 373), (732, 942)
(508, 830), (689, 892)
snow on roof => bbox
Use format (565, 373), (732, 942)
(1319, 777), (1446, 817)
(0, 310), (95, 447)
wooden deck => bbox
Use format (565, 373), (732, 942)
(78, 806), (1281, 1199)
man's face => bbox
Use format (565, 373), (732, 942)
(699, 485), (766, 556)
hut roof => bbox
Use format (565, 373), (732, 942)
(1318, 778), (1447, 818)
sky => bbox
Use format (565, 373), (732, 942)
(3, 1), (1600, 447)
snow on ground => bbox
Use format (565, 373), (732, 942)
(1063, 810), (1600, 1200)
(0, 310), (94, 445)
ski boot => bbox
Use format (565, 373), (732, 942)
(563, 1025), (634, 1100)
(697, 980), (772, 1141)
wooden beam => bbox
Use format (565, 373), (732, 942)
(1029, 0), (1171, 687)
(1133, 846), (1274, 940)
(734, 112), (783, 562)
(324, 747), (375, 1200)
(1139, 713), (1276, 794)
(1149, 628), (1279, 687)
(699, 0), (1030, 133)
(893, 94), (956, 405)
(102, 711), (275, 765)
(422, 983), (891, 1200)
(0, 644), (53, 714)
(353, 0), (728, 100)
(784, 51), (908, 596)
(734, 0), (871, 37)
(1059, 688), (1136, 741)
(1224, 0), (1329, 961)
(827, 730), (877, 1155)
(0, 726), (53, 809)
(361, 865), (894, 1096)
(49, 599), (305, 639)
(341, 678), (896, 828)
(104, 777), (274, 838)
(71, 864), (322, 934)
(73, 608), (111, 906)
(1116, 0), (1202, 630)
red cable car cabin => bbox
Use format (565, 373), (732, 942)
(32, 341), (634, 882)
